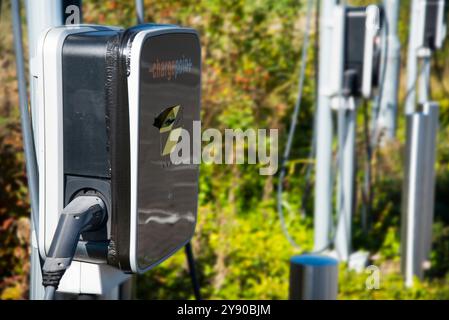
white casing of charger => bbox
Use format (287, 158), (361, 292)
(36, 25), (129, 295)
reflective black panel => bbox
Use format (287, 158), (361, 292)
(137, 32), (201, 270)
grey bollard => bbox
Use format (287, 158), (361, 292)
(401, 102), (438, 287)
(401, 104), (439, 287)
(289, 254), (338, 300)
(401, 113), (428, 287)
(422, 102), (439, 259)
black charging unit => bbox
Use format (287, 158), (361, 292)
(38, 24), (201, 284)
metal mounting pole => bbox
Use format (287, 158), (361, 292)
(419, 56), (431, 104)
(422, 102), (439, 259)
(313, 0), (337, 252)
(401, 113), (428, 287)
(11, 0), (42, 300)
(25, 0), (63, 300)
(377, 0), (400, 141)
(401, 103), (439, 287)
(405, 0), (420, 115)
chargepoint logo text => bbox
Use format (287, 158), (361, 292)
(167, 121), (278, 176)
(150, 57), (193, 81)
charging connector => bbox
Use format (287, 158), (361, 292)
(42, 195), (107, 300)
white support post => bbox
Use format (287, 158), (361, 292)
(313, 0), (337, 252)
(401, 103), (438, 287)
(401, 113), (428, 286)
(422, 102), (439, 260)
(402, 1), (443, 287)
(25, 0), (64, 300)
(419, 56), (431, 104)
(25, 0), (64, 136)
(405, 0), (420, 115)
(377, 0), (400, 142)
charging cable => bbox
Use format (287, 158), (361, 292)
(42, 196), (107, 300)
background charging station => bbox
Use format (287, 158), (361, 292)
(317, 4), (381, 265)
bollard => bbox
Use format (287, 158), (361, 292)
(401, 104), (439, 287)
(422, 102), (439, 258)
(401, 113), (428, 287)
(289, 254), (338, 300)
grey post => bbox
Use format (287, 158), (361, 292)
(289, 254), (338, 300)
(401, 112), (431, 287)
(419, 56), (431, 104)
(377, 0), (400, 141)
(402, 0), (440, 287)
(314, 0), (337, 251)
(422, 102), (439, 260)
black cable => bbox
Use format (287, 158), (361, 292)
(184, 242), (201, 300)
(361, 99), (372, 234)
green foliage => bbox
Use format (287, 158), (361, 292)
(137, 204), (313, 300)
(0, 123), (30, 299)
(339, 266), (449, 300)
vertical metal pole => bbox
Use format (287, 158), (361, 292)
(422, 102), (439, 260)
(11, 0), (43, 300)
(314, 0), (336, 251)
(419, 56), (431, 104)
(405, 0), (420, 115)
(401, 113), (428, 287)
(378, 0), (400, 141)
(335, 98), (356, 262)
(25, 0), (64, 300)
(25, 0), (64, 135)
(136, 0), (145, 24)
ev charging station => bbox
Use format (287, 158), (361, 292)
(402, 0), (446, 287)
(35, 24), (201, 297)
(10, 0), (203, 299)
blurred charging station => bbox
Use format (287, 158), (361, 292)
(315, 3), (381, 265)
